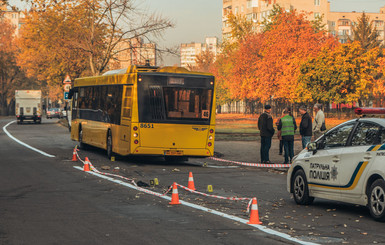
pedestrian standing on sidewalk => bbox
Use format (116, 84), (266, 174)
(313, 103), (325, 140)
(276, 111), (284, 155)
(258, 105), (275, 163)
(299, 106), (312, 149)
(277, 107), (297, 164)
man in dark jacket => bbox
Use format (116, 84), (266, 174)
(299, 106), (312, 149)
(258, 105), (275, 163)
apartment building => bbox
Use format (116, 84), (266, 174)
(222, 0), (385, 44)
(111, 37), (157, 69)
(180, 37), (219, 69)
(0, 3), (25, 37)
(328, 7), (385, 44)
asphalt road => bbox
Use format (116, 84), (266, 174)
(1, 117), (384, 244)
(0, 117), (292, 245)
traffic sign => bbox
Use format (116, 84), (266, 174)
(63, 75), (71, 84)
(64, 92), (69, 100)
(63, 84), (71, 92)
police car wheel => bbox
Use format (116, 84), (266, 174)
(292, 169), (314, 205)
(368, 179), (385, 221)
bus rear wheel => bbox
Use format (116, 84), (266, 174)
(107, 131), (113, 159)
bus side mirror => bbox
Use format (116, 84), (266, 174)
(68, 89), (74, 99)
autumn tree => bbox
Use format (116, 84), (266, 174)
(299, 41), (379, 106)
(17, 0), (173, 103)
(351, 12), (382, 51)
(16, 1), (90, 102)
(0, 18), (18, 115)
(372, 56), (385, 105)
(194, 50), (216, 73)
(224, 9), (338, 103)
(262, 5), (326, 33)
(212, 52), (234, 106)
(18, 0), (174, 78)
(261, 4), (283, 33)
(225, 13), (254, 42)
(0, 16), (40, 115)
(213, 13), (254, 107)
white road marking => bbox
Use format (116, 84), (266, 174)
(3, 120), (55, 158)
(73, 166), (318, 245)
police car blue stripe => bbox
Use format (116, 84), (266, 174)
(308, 161), (363, 189)
(367, 145), (376, 151)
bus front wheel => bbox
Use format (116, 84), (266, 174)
(107, 131), (113, 159)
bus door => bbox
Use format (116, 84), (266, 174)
(115, 86), (132, 155)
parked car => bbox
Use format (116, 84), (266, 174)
(46, 108), (61, 119)
(287, 108), (385, 221)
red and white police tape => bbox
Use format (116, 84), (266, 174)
(209, 157), (291, 168)
(177, 183), (254, 212)
(177, 183), (250, 201)
(75, 148), (173, 197)
(74, 146), (254, 211)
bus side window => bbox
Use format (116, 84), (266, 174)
(105, 85), (122, 124)
(100, 86), (108, 122)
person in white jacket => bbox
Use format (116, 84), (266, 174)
(312, 103), (325, 140)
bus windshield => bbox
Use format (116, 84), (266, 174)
(138, 74), (214, 124)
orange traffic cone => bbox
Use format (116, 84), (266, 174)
(72, 148), (77, 162)
(187, 172), (196, 191)
(247, 198), (262, 225)
(83, 157), (91, 172)
(169, 182), (181, 205)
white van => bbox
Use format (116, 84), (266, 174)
(15, 90), (42, 124)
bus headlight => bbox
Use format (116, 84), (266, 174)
(209, 135), (213, 140)
(133, 133), (138, 138)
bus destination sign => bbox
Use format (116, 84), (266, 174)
(168, 77), (184, 85)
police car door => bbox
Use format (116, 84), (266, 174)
(307, 122), (356, 198)
(338, 121), (383, 203)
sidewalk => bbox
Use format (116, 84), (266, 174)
(214, 139), (304, 164)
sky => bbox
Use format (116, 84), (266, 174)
(141, 0), (223, 66)
(144, 0), (385, 65)
(10, 0), (385, 66)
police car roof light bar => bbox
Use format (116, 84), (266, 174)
(355, 107), (385, 115)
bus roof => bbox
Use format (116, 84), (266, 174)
(74, 65), (213, 87)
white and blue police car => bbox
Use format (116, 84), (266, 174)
(287, 108), (385, 221)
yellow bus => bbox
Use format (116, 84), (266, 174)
(69, 65), (216, 160)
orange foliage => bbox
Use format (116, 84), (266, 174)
(216, 9), (339, 103)
(375, 57), (385, 99)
